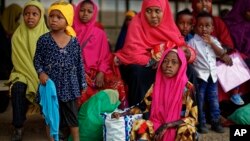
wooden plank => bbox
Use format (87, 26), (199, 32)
(0, 80), (9, 91)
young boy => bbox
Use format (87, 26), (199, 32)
(188, 12), (230, 134)
(176, 9), (194, 42)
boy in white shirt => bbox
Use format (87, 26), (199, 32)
(188, 12), (232, 134)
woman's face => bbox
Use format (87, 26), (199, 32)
(23, 5), (41, 29)
(194, 0), (212, 13)
(145, 6), (163, 27)
(79, 2), (94, 24)
(161, 51), (180, 78)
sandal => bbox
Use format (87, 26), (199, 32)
(230, 94), (244, 105)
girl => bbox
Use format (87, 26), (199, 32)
(73, 0), (127, 109)
(113, 48), (198, 141)
(34, 1), (86, 141)
(8, 0), (48, 140)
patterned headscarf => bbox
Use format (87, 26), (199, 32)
(48, 1), (76, 36)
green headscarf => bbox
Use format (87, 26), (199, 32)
(9, 0), (49, 103)
(0, 3), (22, 35)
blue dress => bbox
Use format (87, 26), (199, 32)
(34, 32), (87, 102)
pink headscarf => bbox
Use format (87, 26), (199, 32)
(73, 0), (111, 74)
(150, 47), (188, 141)
(115, 0), (185, 65)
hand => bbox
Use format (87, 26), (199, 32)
(181, 46), (191, 61)
(95, 72), (104, 88)
(39, 72), (49, 85)
(114, 56), (121, 66)
(201, 34), (212, 44)
(111, 112), (121, 119)
(221, 54), (233, 66)
(153, 123), (169, 141)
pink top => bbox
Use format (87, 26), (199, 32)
(115, 0), (185, 65)
(73, 0), (111, 74)
(150, 48), (188, 141)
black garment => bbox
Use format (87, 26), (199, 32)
(0, 23), (13, 80)
(11, 82), (29, 128)
(121, 64), (156, 106)
(186, 64), (198, 101)
(0, 91), (9, 113)
(59, 100), (78, 128)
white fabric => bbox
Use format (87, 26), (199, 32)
(217, 52), (250, 92)
(188, 34), (223, 83)
(103, 113), (142, 141)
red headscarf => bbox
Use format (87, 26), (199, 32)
(150, 47), (188, 141)
(115, 0), (185, 65)
(73, 0), (111, 73)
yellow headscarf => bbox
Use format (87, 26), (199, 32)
(0, 4), (22, 35)
(48, 1), (76, 36)
(125, 10), (136, 18)
(9, 0), (49, 103)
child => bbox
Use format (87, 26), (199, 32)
(176, 9), (194, 42)
(34, 1), (86, 141)
(8, 0), (48, 140)
(73, 0), (127, 109)
(188, 12), (229, 133)
(113, 48), (198, 141)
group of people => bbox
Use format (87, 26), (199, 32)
(0, 0), (249, 141)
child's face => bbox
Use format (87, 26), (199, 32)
(145, 6), (163, 27)
(176, 14), (193, 37)
(194, 0), (212, 13)
(195, 17), (213, 37)
(48, 10), (67, 31)
(79, 2), (94, 24)
(245, 10), (250, 21)
(23, 5), (41, 29)
(161, 51), (180, 78)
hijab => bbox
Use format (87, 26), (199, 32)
(9, 0), (49, 103)
(73, 0), (111, 74)
(224, 0), (250, 57)
(150, 47), (188, 141)
(115, 0), (185, 65)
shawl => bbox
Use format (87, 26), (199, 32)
(192, 0), (234, 49)
(150, 48), (188, 141)
(9, 0), (49, 103)
(0, 4), (22, 35)
(39, 79), (59, 141)
(224, 0), (250, 57)
(115, 0), (185, 65)
(73, 0), (111, 74)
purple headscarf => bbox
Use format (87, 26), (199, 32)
(224, 0), (250, 58)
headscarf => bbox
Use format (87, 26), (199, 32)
(115, 10), (137, 52)
(224, 0), (250, 57)
(115, 0), (185, 65)
(0, 4), (22, 35)
(48, 1), (76, 36)
(150, 47), (188, 141)
(9, 0), (49, 103)
(191, 0), (234, 49)
(73, 0), (111, 74)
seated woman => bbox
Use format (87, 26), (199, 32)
(113, 48), (198, 141)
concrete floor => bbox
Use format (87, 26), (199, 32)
(0, 101), (230, 141)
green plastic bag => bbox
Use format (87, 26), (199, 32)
(228, 103), (250, 125)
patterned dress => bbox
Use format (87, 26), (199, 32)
(34, 32), (87, 102)
(130, 82), (198, 141)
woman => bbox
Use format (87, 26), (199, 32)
(73, 0), (127, 108)
(224, 0), (250, 65)
(114, 0), (186, 106)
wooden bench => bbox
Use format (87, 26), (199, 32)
(0, 80), (9, 91)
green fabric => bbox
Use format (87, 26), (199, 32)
(8, 0), (49, 103)
(0, 4), (22, 35)
(228, 103), (250, 125)
(69, 89), (120, 141)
